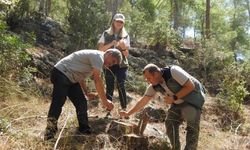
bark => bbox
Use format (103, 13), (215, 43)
(230, 0), (237, 51)
(246, 0), (250, 22)
(39, 0), (45, 13)
(105, 0), (123, 16)
(205, 0), (210, 39)
(173, 0), (180, 30)
(122, 134), (149, 150)
(39, 0), (51, 16)
(46, 0), (51, 16)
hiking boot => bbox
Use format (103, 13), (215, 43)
(44, 126), (58, 140)
(78, 126), (92, 135)
(44, 118), (58, 141)
(79, 128), (92, 135)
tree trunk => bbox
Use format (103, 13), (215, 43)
(173, 0), (180, 30)
(201, 14), (205, 40)
(205, 0), (210, 39)
(39, 0), (51, 16)
(106, 120), (137, 140)
(45, 0), (51, 16)
(122, 134), (149, 150)
(230, 0), (237, 51)
(39, 0), (45, 13)
(246, 0), (250, 22)
(105, 0), (123, 16)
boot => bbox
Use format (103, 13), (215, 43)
(78, 125), (92, 135)
(44, 118), (58, 140)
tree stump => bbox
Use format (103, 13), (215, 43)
(135, 110), (150, 135)
(122, 134), (149, 150)
(106, 120), (137, 140)
(106, 110), (151, 148)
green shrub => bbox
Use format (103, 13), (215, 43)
(67, 0), (109, 50)
(180, 38), (234, 93)
(218, 63), (249, 127)
(126, 71), (147, 95)
(0, 118), (10, 133)
(0, 21), (31, 78)
(219, 75), (248, 113)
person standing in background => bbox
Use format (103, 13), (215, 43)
(98, 13), (130, 117)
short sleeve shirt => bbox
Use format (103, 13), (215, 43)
(144, 65), (191, 104)
(55, 49), (104, 83)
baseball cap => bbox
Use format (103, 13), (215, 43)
(113, 13), (125, 23)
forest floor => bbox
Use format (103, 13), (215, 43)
(0, 90), (250, 150)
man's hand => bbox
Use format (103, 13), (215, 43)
(86, 92), (98, 100)
(164, 96), (175, 104)
(119, 110), (129, 117)
(104, 99), (114, 111)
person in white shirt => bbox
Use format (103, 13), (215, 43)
(98, 13), (130, 117)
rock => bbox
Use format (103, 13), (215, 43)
(7, 12), (70, 51)
(26, 47), (64, 78)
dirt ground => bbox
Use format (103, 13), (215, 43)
(0, 92), (250, 149)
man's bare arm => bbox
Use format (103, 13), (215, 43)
(92, 68), (114, 110)
(120, 96), (152, 117)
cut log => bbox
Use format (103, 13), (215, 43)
(122, 134), (149, 150)
(106, 120), (137, 140)
(135, 110), (150, 135)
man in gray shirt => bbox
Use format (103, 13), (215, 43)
(44, 49), (122, 140)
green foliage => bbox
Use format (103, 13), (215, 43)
(212, 61), (250, 130)
(218, 63), (249, 117)
(181, 38), (234, 89)
(126, 71), (147, 95)
(67, 0), (110, 50)
(219, 77), (248, 113)
(6, 0), (37, 24)
(240, 63), (250, 84)
(123, 0), (158, 44)
(18, 66), (36, 86)
(0, 118), (10, 133)
(145, 21), (180, 47)
(126, 9), (148, 43)
(135, 0), (156, 21)
(22, 31), (36, 45)
(126, 6), (180, 47)
(0, 21), (31, 78)
(50, 0), (68, 24)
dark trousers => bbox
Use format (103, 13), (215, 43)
(104, 65), (128, 109)
(47, 67), (89, 131)
(165, 103), (201, 150)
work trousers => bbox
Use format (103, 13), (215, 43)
(47, 67), (89, 131)
(104, 65), (128, 109)
(165, 103), (201, 150)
